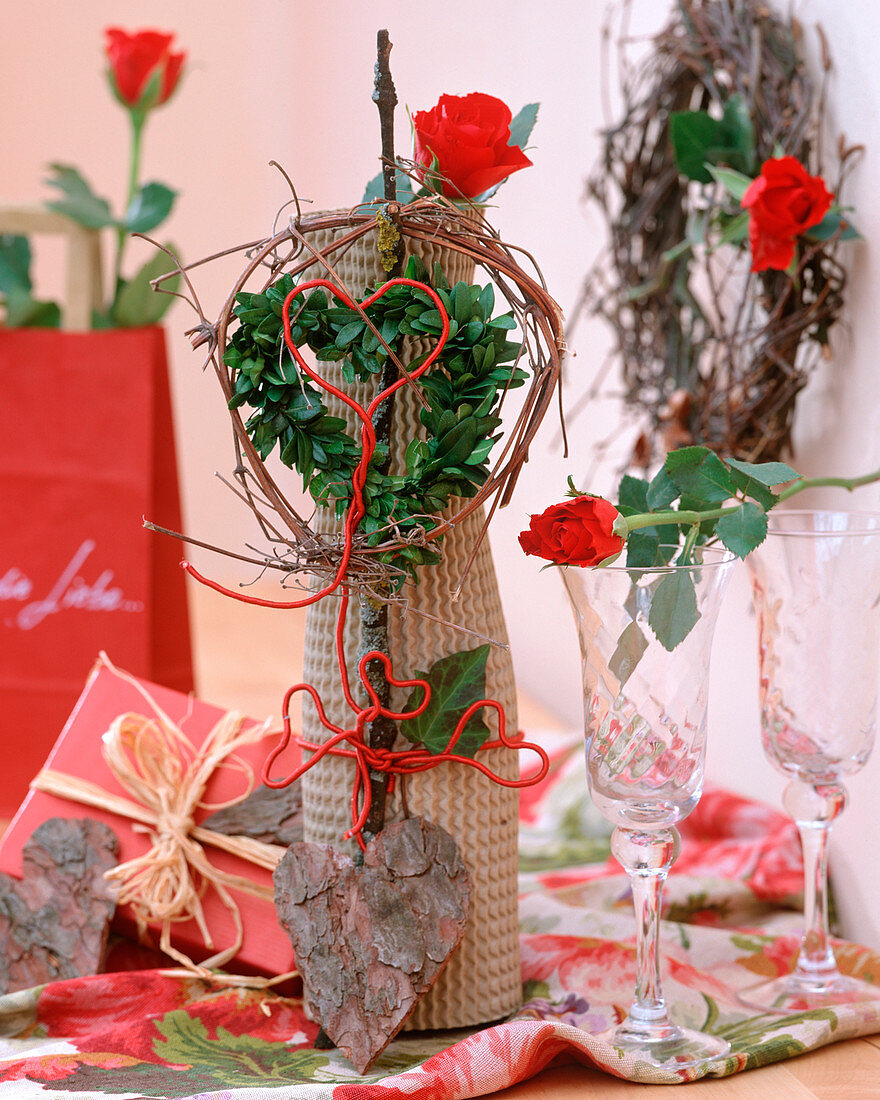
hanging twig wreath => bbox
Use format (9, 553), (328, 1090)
(153, 195), (564, 603)
(575, 0), (862, 465)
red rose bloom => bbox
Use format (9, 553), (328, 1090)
(105, 28), (185, 110)
(741, 156), (833, 272)
(412, 92), (532, 199)
(518, 496), (625, 567)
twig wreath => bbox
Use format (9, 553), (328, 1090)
(575, 0), (862, 465)
(162, 196), (564, 602)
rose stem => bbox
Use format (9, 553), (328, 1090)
(359, 28), (405, 845)
(621, 465), (880, 536)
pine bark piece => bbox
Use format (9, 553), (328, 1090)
(273, 817), (470, 1074)
(201, 781), (303, 846)
(0, 817), (119, 994)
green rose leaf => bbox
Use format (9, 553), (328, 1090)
(362, 167), (418, 204)
(665, 446), (737, 503)
(726, 457), (800, 487)
(508, 102), (540, 150)
(0, 234), (33, 295)
(124, 181), (177, 234)
(401, 645), (493, 759)
(805, 209), (862, 242)
(669, 111), (722, 183)
(648, 570), (701, 651)
(3, 288), (61, 328)
(45, 163), (115, 229)
(716, 500), (768, 558)
(111, 242), (180, 326)
(646, 466), (679, 511)
(707, 164), (753, 203)
(617, 473), (649, 515)
(609, 619), (650, 686)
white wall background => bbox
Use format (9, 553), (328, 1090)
(4, 1), (880, 946)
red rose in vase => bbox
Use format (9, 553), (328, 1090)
(412, 92), (533, 199)
(741, 156), (833, 272)
(518, 496), (625, 567)
(105, 28), (186, 110)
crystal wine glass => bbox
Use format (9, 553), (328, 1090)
(562, 546), (735, 1068)
(745, 509), (880, 1010)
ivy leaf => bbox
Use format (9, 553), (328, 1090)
(648, 571), (701, 651)
(508, 102), (539, 150)
(401, 645), (492, 759)
(111, 242), (180, 326)
(45, 163), (115, 229)
(123, 181), (177, 234)
(665, 447), (737, 503)
(669, 111), (723, 183)
(715, 501), (768, 558)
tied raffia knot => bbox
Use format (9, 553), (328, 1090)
(101, 705), (274, 976)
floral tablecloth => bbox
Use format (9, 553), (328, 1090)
(1, 736), (879, 1098)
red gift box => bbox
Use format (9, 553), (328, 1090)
(0, 655), (295, 980)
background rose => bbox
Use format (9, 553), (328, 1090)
(741, 156), (833, 271)
(105, 28), (185, 110)
(518, 496), (624, 567)
(412, 92), (532, 199)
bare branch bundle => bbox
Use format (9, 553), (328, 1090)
(580, 0), (861, 463)
(165, 196), (564, 596)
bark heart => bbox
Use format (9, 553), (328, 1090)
(273, 816), (470, 1073)
(0, 817), (119, 994)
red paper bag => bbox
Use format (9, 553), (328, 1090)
(0, 657), (295, 979)
(0, 326), (193, 816)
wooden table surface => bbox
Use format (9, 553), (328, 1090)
(488, 1037), (880, 1097)
(191, 581), (880, 1099)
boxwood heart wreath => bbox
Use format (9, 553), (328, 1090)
(223, 255), (527, 576)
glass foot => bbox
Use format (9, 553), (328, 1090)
(738, 971), (880, 1015)
(599, 1020), (730, 1069)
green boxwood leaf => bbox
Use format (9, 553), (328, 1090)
(648, 571), (701, 651)
(123, 181), (177, 234)
(45, 163), (115, 229)
(401, 645), (493, 759)
(715, 501), (768, 558)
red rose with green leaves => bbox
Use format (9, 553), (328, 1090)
(518, 496), (624, 567)
(741, 156), (833, 272)
(105, 28), (185, 111)
(412, 92), (533, 199)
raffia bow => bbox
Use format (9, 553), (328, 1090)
(30, 654), (294, 986)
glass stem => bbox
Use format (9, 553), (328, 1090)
(611, 827), (681, 1037)
(784, 779), (846, 988)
